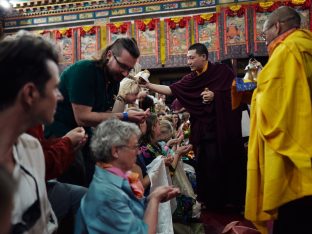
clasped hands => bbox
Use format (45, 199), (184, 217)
(201, 88), (214, 104)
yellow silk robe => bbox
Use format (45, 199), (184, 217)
(245, 29), (312, 234)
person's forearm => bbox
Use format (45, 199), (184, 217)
(75, 111), (123, 127)
(112, 99), (126, 113)
(171, 153), (181, 169)
(146, 83), (172, 96)
(144, 197), (159, 234)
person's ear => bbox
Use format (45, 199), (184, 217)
(107, 50), (113, 60)
(20, 82), (40, 107)
(275, 21), (282, 34)
(111, 145), (119, 159)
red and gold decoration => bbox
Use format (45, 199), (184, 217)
(77, 26), (100, 60)
(286, 0), (311, 10)
(106, 22), (131, 44)
(135, 19), (160, 67)
(8, 0), (309, 68)
(55, 28), (73, 39)
(78, 26), (97, 37)
(54, 28), (75, 64)
(108, 22), (128, 34)
(194, 13), (220, 61)
(166, 17), (188, 29)
(225, 5), (245, 17)
(136, 18), (157, 32)
(164, 17), (191, 66)
(255, 1), (281, 13)
(223, 5), (249, 57)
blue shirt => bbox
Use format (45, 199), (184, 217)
(75, 166), (148, 234)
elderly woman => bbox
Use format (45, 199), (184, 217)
(75, 119), (179, 234)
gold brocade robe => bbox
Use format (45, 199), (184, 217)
(245, 29), (312, 234)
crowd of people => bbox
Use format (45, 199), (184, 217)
(0, 6), (311, 234)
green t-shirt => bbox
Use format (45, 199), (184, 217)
(45, 60), (119, 137)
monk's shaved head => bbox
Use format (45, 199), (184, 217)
(265, 6), (301, 32)
(262, 6), (301, 45)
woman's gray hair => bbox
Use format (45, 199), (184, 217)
(90, 118), (141, 162)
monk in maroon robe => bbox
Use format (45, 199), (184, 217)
(144, 43), (246, 210)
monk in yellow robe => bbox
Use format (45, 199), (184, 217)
(245, 6), (312, 234)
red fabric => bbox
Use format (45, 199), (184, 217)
(171, 98), (184, 112)
(170, 63), (246, 207)
(27, 125), (75, 181)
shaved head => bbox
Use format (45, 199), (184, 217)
(262, 6), (301, 45)
(265, 6), (301, 32)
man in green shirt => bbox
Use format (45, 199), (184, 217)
(45, 38), (149, 185)
(45, 38), (148, 138)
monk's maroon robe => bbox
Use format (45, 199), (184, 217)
(170, 62), (246, 208)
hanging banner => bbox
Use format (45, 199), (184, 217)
(194, 13), (220, 61)
(164, 17), (191, 67)
(77, 26), (100, 60)
(106, 22), (131, 45)
(134, 18), (161, 68)
(221, 5), (249, 59)
(54, 28), (75, 65)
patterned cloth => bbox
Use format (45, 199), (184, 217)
(235, 78), (257, 91)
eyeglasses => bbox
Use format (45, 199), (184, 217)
(113, 54), (134, 73)
(118, 143), (140, 151)
(260, 24), (275, 40)
(260, 16), (298, 40)
(11, 165), (41, 233)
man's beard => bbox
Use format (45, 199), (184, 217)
(114, 74), (124, 82)
(106, 67), (124, 82)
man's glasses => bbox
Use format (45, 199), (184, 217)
(260, 24), (275, 41)
(11, 165), (41, 234)
(113, 54), (134, 73)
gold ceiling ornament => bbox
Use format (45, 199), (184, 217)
(291, 0), (306, 5)
(200, 13), (214, 21)
(229, 5), (242, 12)
(259, 1), (275, 9)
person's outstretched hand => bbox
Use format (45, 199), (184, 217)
(175, 144), (193, 157)
(128, 108), (151, 123)
(148, 186), (180, 203)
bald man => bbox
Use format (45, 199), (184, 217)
(245, 6), (312, 234)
